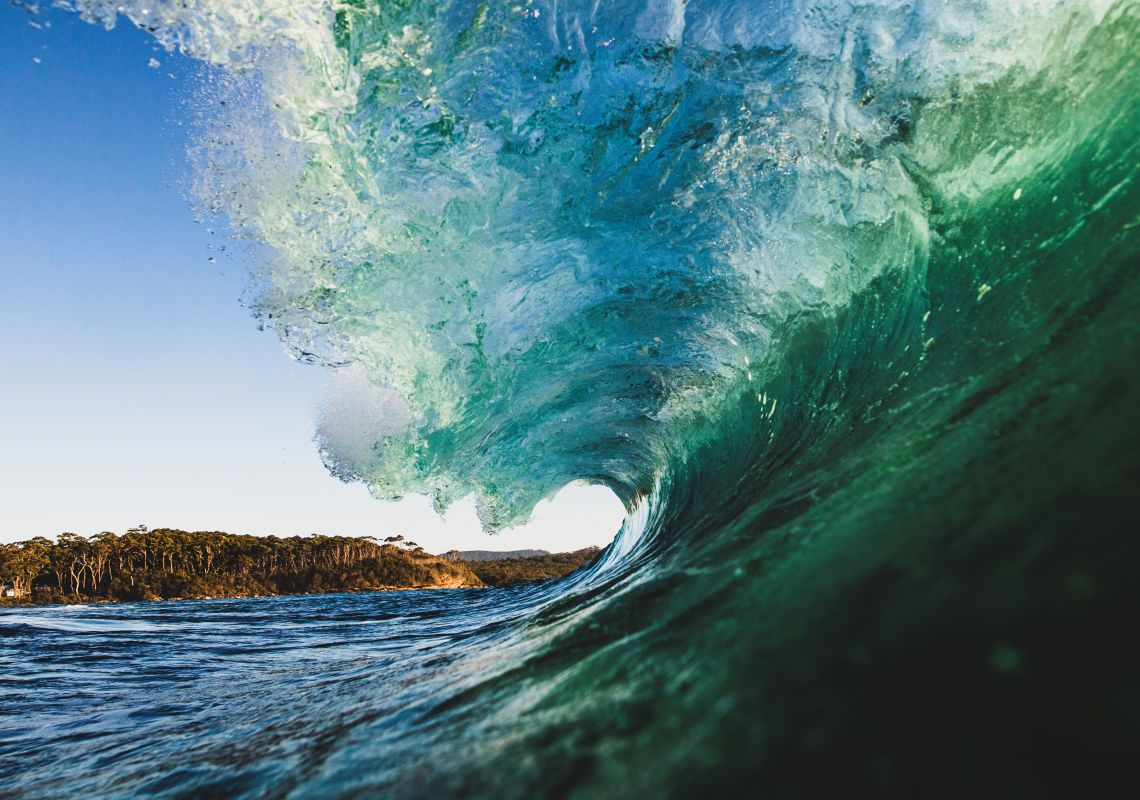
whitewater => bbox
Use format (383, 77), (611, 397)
(2, 0), (1138, 797)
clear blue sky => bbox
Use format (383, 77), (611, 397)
(0, 5), (623, 550)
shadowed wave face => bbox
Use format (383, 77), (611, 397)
(4, 1), (1138, 797)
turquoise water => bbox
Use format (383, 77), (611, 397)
(3, 0), (1139, 796)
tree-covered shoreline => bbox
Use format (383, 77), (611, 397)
(458, 547), (604, 586)
(0, 527), (483, 604)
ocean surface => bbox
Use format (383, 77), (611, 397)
(1, 588), (580, 797)
(3, 0), (1139, 796)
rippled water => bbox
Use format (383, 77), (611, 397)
(1, 587), (565, 797)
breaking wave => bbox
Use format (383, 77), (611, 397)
(8, 0), (1138, 796)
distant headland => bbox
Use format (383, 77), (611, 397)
(0, 527), (603, 606)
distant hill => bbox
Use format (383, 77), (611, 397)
(461, 547), (603, 586)
(441, 549), (550, 562)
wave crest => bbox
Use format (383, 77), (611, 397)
(60, 0), (1119, 528)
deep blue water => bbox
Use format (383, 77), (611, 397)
(1, 588), (558, 797)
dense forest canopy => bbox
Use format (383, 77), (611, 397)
(0, 530), (605, 604)
(0, 527), (482, 602)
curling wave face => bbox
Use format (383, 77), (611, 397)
(9, 1), (1139, 797)
(64, 0), (1124, 528)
